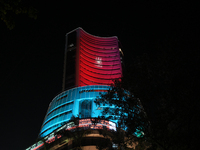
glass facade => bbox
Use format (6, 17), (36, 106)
(78, 29), (122, 86)
(39, 85), (116, 138)
(39, 28), (123, 139)
(62, 28), (122, 91)
(79, 100), (91, 118)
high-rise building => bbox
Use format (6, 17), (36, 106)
(62, 27), (122, 90)
(26, 27), (124, 150)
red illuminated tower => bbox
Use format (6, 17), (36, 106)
(62, 27), (123, 90)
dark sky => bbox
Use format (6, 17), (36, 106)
(0, 1), (199, 149)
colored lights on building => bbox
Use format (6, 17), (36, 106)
(38, 27), (122, 138)
(38, 85), (119, 138)
(26, 119), (116, 150)
(78, 28), (122, 86)
(95, 57), (102, 68)
(26, 28), (124, 150)
(79, 118), (116, 131)
(62, 27), (122, 90)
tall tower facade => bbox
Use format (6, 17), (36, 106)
(26, 28), (123, 150)
(62, 27), (122, 90)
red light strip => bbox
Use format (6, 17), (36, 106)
(77, 29), (122, 87)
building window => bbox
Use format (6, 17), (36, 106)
(79, 100), (91, 118)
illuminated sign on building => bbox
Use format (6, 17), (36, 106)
(95, 57), (102, 68)
(26, 119), (116, 150)
(79, 119), (116, 131)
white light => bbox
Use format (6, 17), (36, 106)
(95, 57), (102, 67)
(119, 48), (124, 56)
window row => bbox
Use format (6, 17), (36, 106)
(49, 95), (73, 112)
(45, 103), (73, 125)
(56, 94), (68, 102)
(41, 111), (72, 134)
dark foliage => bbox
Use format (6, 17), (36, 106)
(0, 0), (37, 29)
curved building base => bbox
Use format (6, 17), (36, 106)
(39, 85), (118, 139)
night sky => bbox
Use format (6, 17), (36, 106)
(0, 1), (199, 149)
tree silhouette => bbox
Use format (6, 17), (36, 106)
(0, 0), (37, 29)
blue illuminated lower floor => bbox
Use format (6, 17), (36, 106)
(39, 85), (116, 138)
